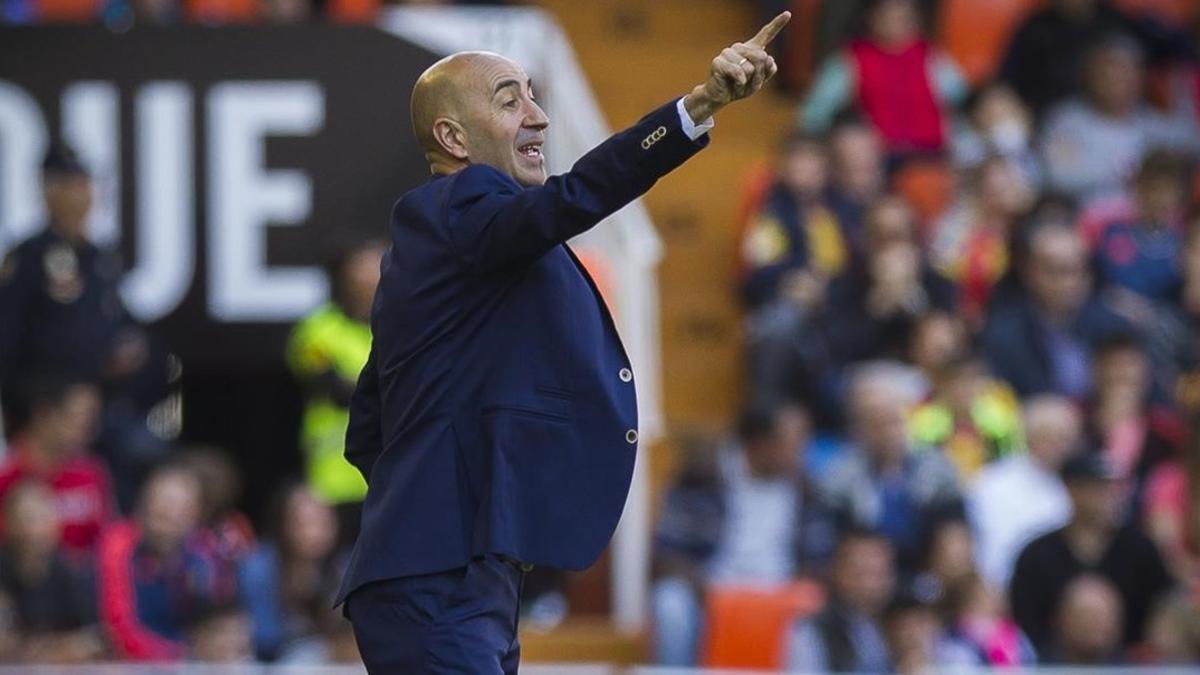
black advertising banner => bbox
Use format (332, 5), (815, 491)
(0, 26), (438, 370)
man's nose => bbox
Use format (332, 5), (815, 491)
(524, 101), (549, 130)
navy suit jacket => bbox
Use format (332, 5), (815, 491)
(335, 100), (708, 604)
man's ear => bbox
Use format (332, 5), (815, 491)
(433, 118), (469, 161)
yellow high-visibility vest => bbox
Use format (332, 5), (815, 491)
(286, 304), (372, 504)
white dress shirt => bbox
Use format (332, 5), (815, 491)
(676, 97), (715, 141)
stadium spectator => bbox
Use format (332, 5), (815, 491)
(178, 446), (256, 570)
(740, 135), (846, 413)
(827, 115), (886, 251)
(1044, 574), (1126, 664)
(824, 196), (958, 367)
(740, 133), (847, 312)
(1009, 454), (1174, 653)
(881, 589), (960, 673)
(909, 354), (1023, 478)
(821, 366), (962, 570)
(1082, 150), (1190, 304)
(983, 220), (1131, 398)
(999, 0), (1194, 119)
(786, 529), (895, 673)
(1104, 195), (1198, 386)
(184, 603), (253, 663)
(650, 401), (835, 666)
(911, 516), (977, 613)
(1084, 334), (1182, 497)
(952, 83), (1042, 189)
(799, 0), (967, 157)
(0, 142), (151, 426)
(987, 195), (1081, 313)
(940, 573), (1035, 666)
(970, 395), (1078, 589)
(0, 375), (114, 558)
(803, 0), (941, 67)
(287, 239), (384, 543)
(95, 463), (238, 661)
(906, 311), (969, 396)
(240, 482), (348, 663)
(1039, 33), (1200, 205)
(0, 481), (105, 663)
(928, 155), (1035, 324)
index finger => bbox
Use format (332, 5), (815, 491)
(747, 11), (791, 49)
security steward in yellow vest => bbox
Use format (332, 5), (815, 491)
(286, 240), (385, 541)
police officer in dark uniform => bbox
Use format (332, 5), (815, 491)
(0, 142), (163, 506)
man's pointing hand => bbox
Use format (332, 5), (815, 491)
(684, 11), (790, 124)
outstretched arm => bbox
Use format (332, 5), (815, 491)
(447, 12), (792, 274)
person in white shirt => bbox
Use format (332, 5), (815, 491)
(1039, 32), (1200, 206)
(968, 395), (1079, 589)
(651, 400), (836, 665)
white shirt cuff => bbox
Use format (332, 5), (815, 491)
(676, 97), (714, 140)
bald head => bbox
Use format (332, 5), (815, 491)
(1023, 395), (1082, 470)
(411, 52), (493, 159)
(410, 51), (549, 187)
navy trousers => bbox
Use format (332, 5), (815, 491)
(345, 555), (525, 674)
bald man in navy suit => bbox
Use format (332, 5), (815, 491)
(336, 12), (792, 674)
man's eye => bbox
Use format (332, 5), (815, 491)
(504, 100), (518, 109)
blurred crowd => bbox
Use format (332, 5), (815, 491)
(652, 0), (1200, 670)
(0, 138), (385, 662)
(0, 0), (503, 27)
(1, 0), (1200, 670)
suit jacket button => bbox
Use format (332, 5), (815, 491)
(619, 368), (633, 383)
(625, 429), (638, 444)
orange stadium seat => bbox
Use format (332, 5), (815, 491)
(937, 0), (1047, 86)
(34, 0), (100, 22)
(327, 0), (378, 23)
(1112, 0), (1200, 27)
(892, 159), (957, 233)
(700, 580), (825, 670)
(184, 0), (258, 24)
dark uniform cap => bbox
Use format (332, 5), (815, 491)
(1060, 453), (1120, 483)
(42, 142), (89, 177)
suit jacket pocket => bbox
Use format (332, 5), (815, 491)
(479, 407), (579, 557)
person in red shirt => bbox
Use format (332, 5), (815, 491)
(799, 0), (968, 157)
(96, 463), (240, 662)
(0, 374), (115, 557)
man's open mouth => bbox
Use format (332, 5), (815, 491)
(518, 142), (543, 159)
